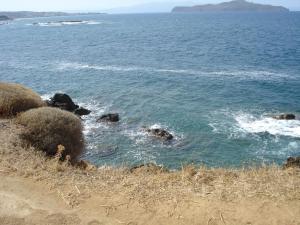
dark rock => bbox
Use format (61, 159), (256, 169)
(45, 93), (91, 117)
(144, 127), (173, 141)
(283, 157), (300, 169)
(74, 107), (91, 116)
(272, 114), (296, 120)
(97, 113), (119, 123)
(48, 93), (78, 111)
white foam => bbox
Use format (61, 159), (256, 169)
(31, 20), (101, 27)
(236, 114), (300, 138)
(56, 62), (291, 81)
(40, 94), (52, 100)
(123, 128), (148, 145)
(39, 22), (62, 27)
(40, 92), (65, 101)
(79, 100), (111, 136)
(86, 21), (102, 25)
(149, 123), (163, 130)
(57, 62), (147, 72)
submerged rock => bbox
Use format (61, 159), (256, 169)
(144, 127), (173, 141)
(97, 113), (119, 123)
(272, 114), (296, 120)
(46, 93), (91, 116)
(284, 157), (300, 169)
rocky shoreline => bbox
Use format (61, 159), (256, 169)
(1, 83), (299, 168)
(0, 83), (300, 224)
(0, 117), (300, 225)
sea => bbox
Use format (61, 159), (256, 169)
(0, 12), (300, 168)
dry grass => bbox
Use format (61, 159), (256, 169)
(15, 107), (84, 162)
(0, 119), (299, 208)
(0, 83), (45, 118)
(0, 118), (299, 225)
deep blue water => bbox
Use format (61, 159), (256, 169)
(1, 13), (300, 168)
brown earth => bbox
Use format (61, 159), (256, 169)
(0, 119), (299, 225)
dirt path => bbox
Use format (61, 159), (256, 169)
(0, 173), (300, 225)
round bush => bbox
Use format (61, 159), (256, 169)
(0, 83), (45, 117)
(16, 107), (84, 162)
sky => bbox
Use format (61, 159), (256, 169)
(1, 0), (299, 12)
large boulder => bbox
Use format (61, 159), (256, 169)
(284, 157), (300, 169)
(97, 113), (119, 123)
(46, 93), (78, 111)
(46, 93), (91, 116)
(273, 114), (296, 120)
(144, 127), (173, 141)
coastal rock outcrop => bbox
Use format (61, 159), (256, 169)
(97, 113), (120, 123)
(46, 93), (78, 111)
(143, 127), (173, 141)
(283, 157), (300, 168)
(272, 114), (296, 120)
(46, 93), (91, 116)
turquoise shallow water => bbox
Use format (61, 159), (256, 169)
(0, 13), (300, 168)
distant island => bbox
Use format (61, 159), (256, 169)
(0, 11), (104, 20)
(172, 0), (289, 13)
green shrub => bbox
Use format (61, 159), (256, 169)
(0, 83), (45, 117)
(16, 107), (84, 162)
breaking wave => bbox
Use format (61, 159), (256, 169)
(236, 114), (300, 138)
(209, 109), (300, 139)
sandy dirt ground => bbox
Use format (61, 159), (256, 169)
(0, 119), (300, 225)
(1, 174), (300, 225)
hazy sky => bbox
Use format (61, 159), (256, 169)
(1, 0), (299, 12)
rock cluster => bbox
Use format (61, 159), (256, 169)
(46, 93), (91, 116)
(272, 114), (296, 120)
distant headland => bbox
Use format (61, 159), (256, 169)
(172, 0), (289, 13)
(0, 11), (105, 20)
(0, 15), (11, 21)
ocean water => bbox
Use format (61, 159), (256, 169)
(1, 13), (300, 168)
